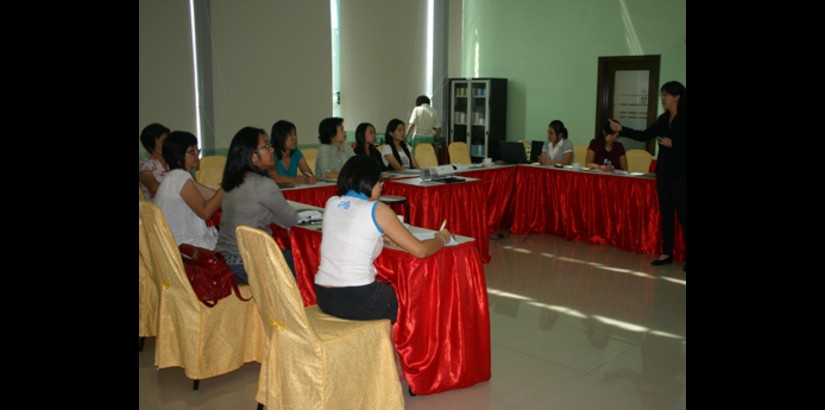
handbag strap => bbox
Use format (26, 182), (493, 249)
(231, 281), (253, 302)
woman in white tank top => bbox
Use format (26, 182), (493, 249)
(314, 156), (452, 323)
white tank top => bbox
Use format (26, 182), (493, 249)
(314, 191), (384, 287)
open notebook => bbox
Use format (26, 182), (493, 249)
(411, 231), (458, 246)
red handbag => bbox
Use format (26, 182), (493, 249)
(178, 244), (251, 307)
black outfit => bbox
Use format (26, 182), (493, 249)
(315, 281), (398, 324)
(621, 112), (686, 257)
(355, 144), (386, 170)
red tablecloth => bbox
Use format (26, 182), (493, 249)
(281, 184), (338, 208)
(459, 165), (518, 235)
(382, 178), (490, 264)
(508, 166), (685, 260)
(289, 226), (491, 395)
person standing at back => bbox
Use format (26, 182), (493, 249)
(609, 81), (686, 270)
(406, 95), (441, 147)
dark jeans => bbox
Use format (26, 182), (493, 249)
(657, 177), (686, 256)
(229, 248), (296, 284)
(315, 280), (398, 324)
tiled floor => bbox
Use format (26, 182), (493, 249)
(139, 233), (686, 409)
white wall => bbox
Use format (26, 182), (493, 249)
(339, 0), (429, 135)
(209, 0), (332, 148)
(138, 0), (196, 155)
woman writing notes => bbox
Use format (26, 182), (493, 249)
(314, 156), (451, 323)
(586, 121), (628, 172)
(609, 81), (686, 270)
(268, 120), (317, 185)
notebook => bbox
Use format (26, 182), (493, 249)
(412, 231), (458, 246)
(499, 141), (529, 164)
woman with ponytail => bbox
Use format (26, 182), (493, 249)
(538, 119), (574, 165)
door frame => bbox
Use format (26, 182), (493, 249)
(595, 55), (661, 155)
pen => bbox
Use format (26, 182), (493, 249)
(439, 219), (447, 231)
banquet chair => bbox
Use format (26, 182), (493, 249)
(236, 226), (403, 410)
(448, 141), (472, 165)
(301, 148), (318, 177)
(625, 149), (653, 173)
(415, 143), (439, 168)
(195, 155), (227, 189)
(138, 216), (159, 352)
(573, 144), (588, 166)
(138, 201), (265, 390)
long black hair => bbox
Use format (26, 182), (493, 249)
(354, 122), (378, 155)
(222, 126), (268, 192)
(162, 131), (197, 170)
(337, 155), (383, 197)
(385, 118), (413, 168)
(271, 120), (296, 159)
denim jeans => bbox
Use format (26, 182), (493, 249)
(228, 248), (296, 284)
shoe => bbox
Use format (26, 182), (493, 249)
(651, 255), (673, 266)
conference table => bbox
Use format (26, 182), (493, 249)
(457, 164), (518, 235)
(382, 176), (490, 263)
(507, 164), (686, 260)
(284, 201), (492, 396)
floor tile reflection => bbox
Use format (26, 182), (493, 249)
(140, 233), (685, 409)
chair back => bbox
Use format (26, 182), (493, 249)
(196, 156), (227, 189)
(139, 217), (159, 337)
(139, 201), (201, 311)
(236, 226), (317, 343)
(448, 141), (472, 165)
(301, 148), (318, 177)
(573, 144), (588, 166)
(415, 143), (438, 168)
(626, 149), (653, 173)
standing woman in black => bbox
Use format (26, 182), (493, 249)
(609, 81), (686, 270)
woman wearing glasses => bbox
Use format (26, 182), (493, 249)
(153, 131), (224, 250)
(215, 126), (300, 283)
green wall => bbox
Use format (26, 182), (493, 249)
(462, 0), (686, 147)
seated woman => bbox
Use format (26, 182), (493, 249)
(267, 120), (318, 185)
(353, 122), (385, 169)
(381, 119), (419, 170)
(315, 117), (355, 179)
(586, 120), (628, 172)
(138, 122), (171, 200)
(538, 120), (574, 165)
(314, 156), (452, 323)
(153, 131), (224, 250)
(215, 126), (300, 283)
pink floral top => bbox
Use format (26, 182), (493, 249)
(139, 155), (169, 200)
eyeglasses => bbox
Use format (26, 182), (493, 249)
(257, 142), (273, 151)
(186, 148), (202, 156)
